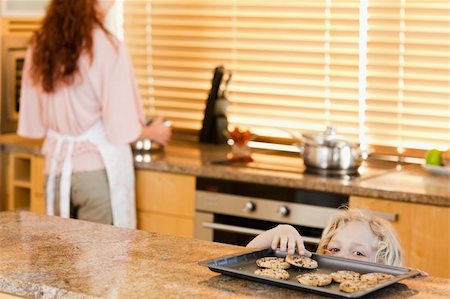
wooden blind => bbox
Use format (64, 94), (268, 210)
(366, 0), (450, 155)
(124, 0), (449, 155)
(125, 0), (233, 131)
(227, 1), (360, 142)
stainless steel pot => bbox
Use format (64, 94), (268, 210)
(288, 127), (365, 170)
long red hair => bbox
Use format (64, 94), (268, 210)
(30, 0), (107, 93)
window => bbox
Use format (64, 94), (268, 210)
(365, 0), (450, 157)
(123, 0), (449, 158)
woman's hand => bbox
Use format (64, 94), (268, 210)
(247, 224), (311, 256)
(139, 116), (172, 146)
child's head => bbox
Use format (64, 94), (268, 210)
(316, 209), (403, 266)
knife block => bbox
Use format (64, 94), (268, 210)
(199, 66), (228, 144)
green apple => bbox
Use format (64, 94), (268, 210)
(425, 149), (442, 166)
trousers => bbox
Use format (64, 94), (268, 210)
(50, 169), (112, 225)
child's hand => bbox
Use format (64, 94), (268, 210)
(412, 268), (428, 277)
(270, 224), (312, 257)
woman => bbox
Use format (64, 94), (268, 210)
(18, 0), (171, 228)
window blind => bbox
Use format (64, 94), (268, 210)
(124, 0), (233, 131)
(366, 0), (450, 155)
(227, 1), (360, 142)
(123, 0), (449, 156)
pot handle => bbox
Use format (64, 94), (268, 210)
(354, 147), (374, 160)
(279, 129), (306, 155)
(282, 128), (320, 143)
(298, 144), (305, 156)
(280, 128), (304, 143)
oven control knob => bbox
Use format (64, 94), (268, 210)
(243, 201), (256, 213)
(277, 206), (290, 217)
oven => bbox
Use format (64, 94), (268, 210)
(1, 18), (39, 133)
(194, 177), (348, 252)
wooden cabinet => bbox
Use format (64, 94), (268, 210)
(6, 152), (45, 213)
(1, 19), (41, 133)
(135, 170), (196, 238)
(0, 291), (24, 299)
(31, 155), (45, 213)
(350, 196), (450, 278)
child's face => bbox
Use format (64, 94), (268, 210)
(325, 221), (378, 263)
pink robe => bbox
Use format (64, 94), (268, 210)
(18, 28), (145, 174)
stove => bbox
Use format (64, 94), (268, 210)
(210, 151), (402, 181)
(305, 166), (359, 177)
(201, 150), (407, 249)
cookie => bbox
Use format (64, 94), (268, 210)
(339, 280), (368, 293)
(286, 255), (318, 269)
(360, 272), (394, 285)
(296, 273), (332, 287)
(256, 257), (291, 269)
(254, 268), (290, 280)
(330, 270), (361, 283)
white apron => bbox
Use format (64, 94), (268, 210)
(45, 120), (136, 228)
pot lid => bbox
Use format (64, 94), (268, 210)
(304, 126), (357, 148)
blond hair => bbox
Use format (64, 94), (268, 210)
(317, 208), (403, 266)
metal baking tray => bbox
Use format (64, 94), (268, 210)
(199, 248), (420, 298)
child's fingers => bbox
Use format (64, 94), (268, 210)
(271, 236), (281, 250)
(419, 270), (428, 277)
(287, 237), (297, 255)
(295, 239), (309, 256)
(301, 248), (313, 257)
(279, 236), (288, 252)
(409, 268), (428, 277)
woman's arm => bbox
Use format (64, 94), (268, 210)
(246, 224), (311, 256)
(17, 47), (46, 139)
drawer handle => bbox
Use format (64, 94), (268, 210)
(202, 222), (264, 236)
(201, 222), (321, 244)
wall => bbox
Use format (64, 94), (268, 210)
(0, 0), (47, 17)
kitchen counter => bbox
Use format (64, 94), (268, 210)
(0, 211), (449, 299)
(1, 135), (449, 207)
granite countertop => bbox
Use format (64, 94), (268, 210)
(0, 211), (449, 299)
(1, 134), (449, 207)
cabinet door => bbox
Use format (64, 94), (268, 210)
(7, 152), (32, 211)
(350, 196), (450, 278)
(0, 152), (9, 210)
(31, 156), (45, 214)
(136, 170), (195, 218)
(137, 211), (194, 238)
(6, 153), (45, 214)
(135, 170), (196, 237)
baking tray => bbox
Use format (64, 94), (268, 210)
(199, 248), (420, 298)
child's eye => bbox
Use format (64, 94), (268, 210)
(328, 248), (340, 253)
(352, 251), (366, 257)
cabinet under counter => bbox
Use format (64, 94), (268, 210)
(350, 196), (450, 278)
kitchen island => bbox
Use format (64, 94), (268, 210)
(0, 211), (448, 299)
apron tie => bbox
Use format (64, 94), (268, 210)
(44, 120), (136, 228)
(46, 124), (95, 218)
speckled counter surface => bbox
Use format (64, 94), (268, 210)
(0, 211), (449, 299)
(1, 135), (449, 207)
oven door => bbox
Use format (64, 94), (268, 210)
(1, 34), (28, 133)
(195, 211), (321, 251)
